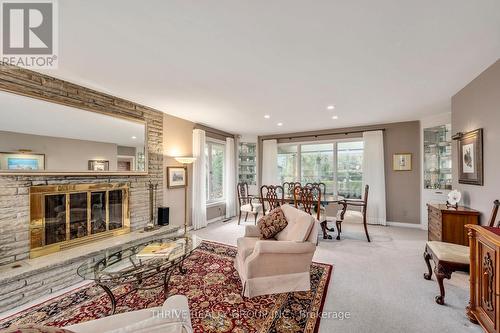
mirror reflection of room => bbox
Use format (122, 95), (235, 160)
(0, 90), (146, 173)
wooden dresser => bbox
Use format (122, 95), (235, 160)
(466, 225), (500, 333)
(427, 204), (480, 246)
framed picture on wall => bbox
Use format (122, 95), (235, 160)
(88, 160), (109, 171)
(167, 166), (187, 188)
(453, 128), (483, 186)
(393, 153), (412, 171)
(0, 152), (45, 171)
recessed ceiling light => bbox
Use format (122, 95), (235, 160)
(131, 136), (137, 139)
(277, 122), (283, 126)
(327, 105), (335, 110)
(264, 115), (270, 119)
(332, 115), (339, 120)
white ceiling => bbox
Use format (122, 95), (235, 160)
(39, 0), (500, 135)
(0, 91), (145, 147)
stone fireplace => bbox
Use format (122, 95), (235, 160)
(29, 183), (130, 258)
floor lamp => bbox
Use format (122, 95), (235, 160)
(174, 157), (196, 235)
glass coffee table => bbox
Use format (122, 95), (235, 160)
(77, 234), (201, 315)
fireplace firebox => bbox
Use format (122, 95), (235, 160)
(30, 183), (130, 258)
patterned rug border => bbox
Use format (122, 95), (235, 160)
(0, 239), (334, 332)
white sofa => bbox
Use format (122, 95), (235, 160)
(234, 204), (318, 298)
(66, 295), (192, 333)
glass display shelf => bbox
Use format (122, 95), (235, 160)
(424, 124), (452, 190)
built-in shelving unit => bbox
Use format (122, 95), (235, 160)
(238, 142), (257, 185)
(424, 124), (452, 190)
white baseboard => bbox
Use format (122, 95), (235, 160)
(207, 216), (224, 224)
(387, 221), (427, 230)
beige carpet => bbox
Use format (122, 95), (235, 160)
(194, 219), (482, 333)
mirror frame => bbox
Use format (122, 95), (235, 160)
(0, 90), (149, 176)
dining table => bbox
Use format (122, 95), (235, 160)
(254, 193), (346, 239)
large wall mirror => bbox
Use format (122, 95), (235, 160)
(0, 90), (147, 174)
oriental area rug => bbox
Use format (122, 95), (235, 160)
(0, 241), (332, 333)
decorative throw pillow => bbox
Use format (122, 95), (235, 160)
(1, 324), (74, 333)
(257, 207), (288, 239)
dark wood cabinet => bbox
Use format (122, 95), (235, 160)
(466, 225), (499, 333)
(427, 204), (480, 246)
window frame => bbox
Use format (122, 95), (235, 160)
(205, 138), (226, 205)
(277, 138), (364, 197)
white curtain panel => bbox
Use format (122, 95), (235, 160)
(225, 137), (236, 218)
(362, 131), (387, 225)
(192, 129), (207, 230)
(261, 139), (278, 185)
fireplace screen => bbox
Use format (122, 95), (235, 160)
(30, 183), (130, 258)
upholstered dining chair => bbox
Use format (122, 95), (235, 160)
(305, 182), (334, 238)
(423, 200), (500, 305)
(337, 185), (370, 242)
(260, 185), (285, 215)
(237, 182), (262, 225)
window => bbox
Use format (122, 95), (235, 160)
(277, 145), (297, 184)
(276, 140), (364, 198)
(205, 140), (225, 202)
(301, 143), (335, 195)
(337, 141), (363, 199)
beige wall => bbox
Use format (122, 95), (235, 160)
(163, 114), (194, 228)
(452, 59), (500, 222)
(0, 130), (118, 170)
(258, 120), (421, 224)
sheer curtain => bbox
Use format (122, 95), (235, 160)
(363, 131), (387, 225)
(225, 137), (236, 218)
(261, 139), (278, 185)
(192, 129), (207, 230)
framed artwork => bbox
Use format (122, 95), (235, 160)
(88, 160), (109, 171)
(167, 166), (186, 188)
(454, 128), (483, 186)
(393, 153), (412, 171)
(0, 152), (45, 170)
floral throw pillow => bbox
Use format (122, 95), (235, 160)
(1, 325), (74, 333)
(257, 207), (288, 239)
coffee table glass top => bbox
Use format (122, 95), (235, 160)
(77, 234), (202, 284)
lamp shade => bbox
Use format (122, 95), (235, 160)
(175, 157), (196, 164)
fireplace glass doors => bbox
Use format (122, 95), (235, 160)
(30, 183), (130, 258)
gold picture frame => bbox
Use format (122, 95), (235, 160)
(393, 153), (412, 171)
(167, 166), (187, 188)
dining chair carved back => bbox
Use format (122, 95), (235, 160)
(337, 185), (370, 242)
(305, 182), (334, 239)
(260, 185), (285, 215)
(237, 182), (262, 225)
(293, 185), (321, 220)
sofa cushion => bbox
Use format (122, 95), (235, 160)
(237, 237), (259, 261)
(1, 325), (74, 333)
(276, 204), (314, 242)
(257, 207), (288, 239)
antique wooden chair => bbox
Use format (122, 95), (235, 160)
(423, 200), (500, 305)
(306, 182), (334, 239)
(260, 185), (285, 215)
(337, 185), (370, 242)
(293, 185), (331, 239)
(237, 182), (262, 225)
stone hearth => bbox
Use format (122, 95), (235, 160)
(0, 225), (180, 313)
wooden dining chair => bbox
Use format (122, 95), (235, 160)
(282, 182), (296, 198)
(237, 182), (262, 225)
(306, 182), (335, 238)
(260, 185), (285, 215)
(293, 185), (331, 239)
(337, 185), (370, 242)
